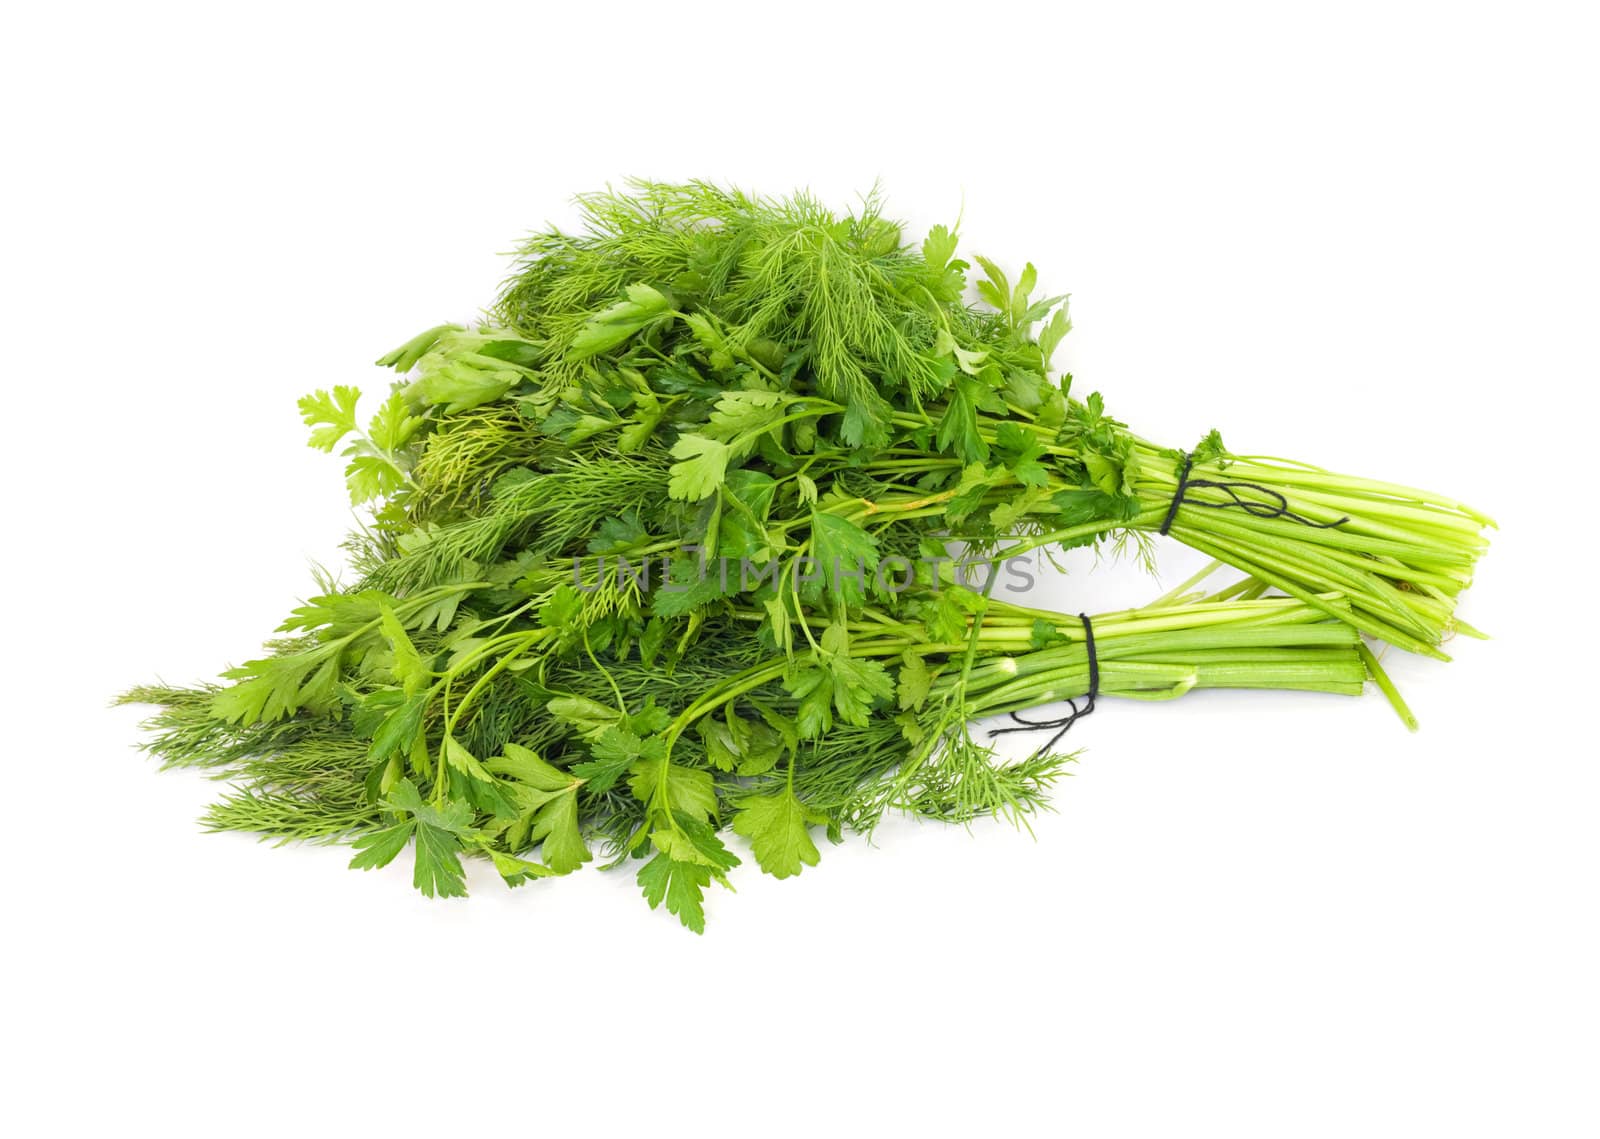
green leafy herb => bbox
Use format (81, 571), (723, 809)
(124, 179), (1490, 933)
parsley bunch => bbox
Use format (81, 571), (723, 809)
(125, 182), (1488, 930)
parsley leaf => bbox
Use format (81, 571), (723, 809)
(922, 223), (960, 272)
(367, 390), (424, 453)
(936, 376), (991, 464)
(637, 854), (713, 934)
(627, 756), (718, 822)
(546, 694), (624, 740)
(488, 850), (555, 888)
(378, 603), (427, 695)
(569, 725), (663, 793)
(348, 820), (413, 871)
(490, 743), (592, 874)
(373, 779), (477, 899)
(411, 817), (470, 899)
(651, 813), (741, 873)
(807, 510), (879, 607)
(1029, 619), (1070, 650)
(732, 790), (827, 879)
(827, 655), (895, 726)
(298, 386), (361, 452)
(568, 283), (671, 359)
(443, 734), (494, 783)
(897, 653), (933, 711)
(1037, 305), (1072, 369)
(994, 422), (1051, 488)
(667, 434), (732, 501)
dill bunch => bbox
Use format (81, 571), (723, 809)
(124, 180), (1488, 931)
(341, 181), (1488, 654)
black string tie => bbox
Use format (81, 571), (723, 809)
(989, 612), (1098, 755)
(1158, 451), (1349, 536)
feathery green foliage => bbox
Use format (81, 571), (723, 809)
(123, 181), (1485, 930)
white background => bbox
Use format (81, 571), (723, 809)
(4, 2), (1596, 1135)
